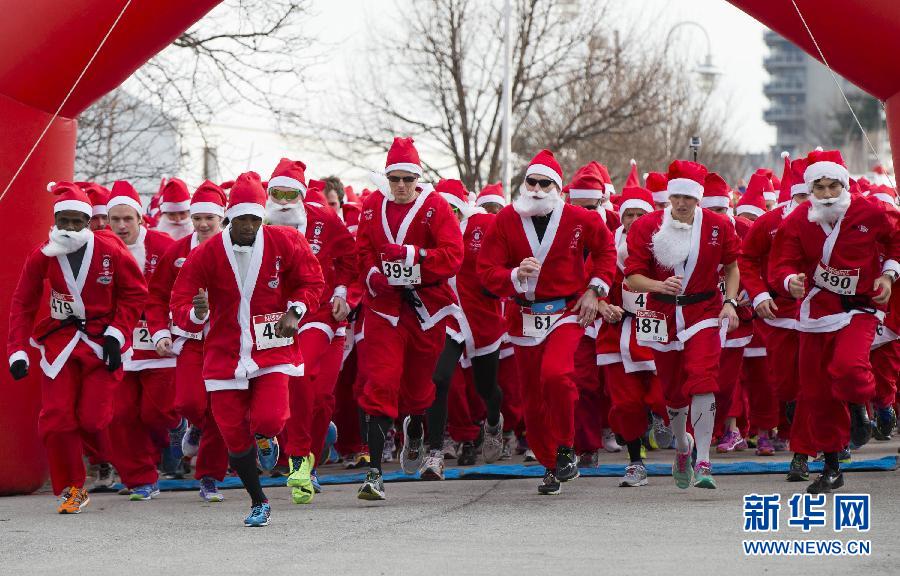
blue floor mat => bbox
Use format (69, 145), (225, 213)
(141, 456), (897, 492)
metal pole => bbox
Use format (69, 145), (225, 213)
(501, 0), (512, 201)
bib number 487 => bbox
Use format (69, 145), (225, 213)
(634, 310), (668, 343)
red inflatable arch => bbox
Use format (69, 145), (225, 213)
(0, 0), (221, 495)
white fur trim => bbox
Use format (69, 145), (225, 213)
(190, 202), (225, 217)
(332, 285), (348, 300)
(384, 162), (422, 176)
(92, 205), (107, 216)
(189, 308), (209, 325)
(404, 245), (416, 267)
(604, 183), (616, 195)
(700, 196), (730, 209)
(55, 199), (93, 217)
(511, 267), (528, 294)
(804, 161), (849, 188)
(619, 199), (653, 214)
(525, 164), (562, 188)
(151, 329), (172, 345)
(106, 196), (143, 214)
(791, 183), (809, 197)
(267, 175), (307, 192)
(666, 178), (703, 200)
(763, 192), (777, 202)
(476, 194), (506, 207)
(874, 193), (897, 206)
(226, 202), (266, 220)
(783, 273), (798, 294)
(568, 188), (603, 200)
(365, 266), (380, 297)
(161, 200), (190, 213)
(652, 191), (669, 203)
(882, 259), (900, 276)
(104, 326), (125, 347)
(752, 292), (773, 309)
(736, 205), (765, 218)
(8, 350), (28, 367)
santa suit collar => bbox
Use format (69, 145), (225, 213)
(126, 226), (148, 271)
(56, 231), (96, 306)
(222, 224), (265, 296)
(519, 197), (564, 299)
(660, 206), (703, 290)
(381, 189), (431, 244)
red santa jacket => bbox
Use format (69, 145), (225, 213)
(477, 200), (616, 345)
(769, 195), (900, 333)
(171, 224), (325, 390)
(446, 212), (506, 357)
(123, 227), (175, 370)
(599, 206), (621, 233)
(624, 207), (741, 351)
(357, 189), (463, 331)
(146, 233), (204, 355)
(596, 225), (656, 373)
(8, 230), (147, 378)
(722, 216), (754, 348)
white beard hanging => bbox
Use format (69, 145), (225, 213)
(42, 226), (92, 257)
(651, 209), (693, 270)
(513, 183), (559, 217)
(807, 189), (851, 225)
(266, 198), (308, 232)
(156, 216), (193, 240)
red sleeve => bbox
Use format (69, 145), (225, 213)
(739, 217), (773, 303)
(329, 213), (358, 291)
(585, 210), (617, 293)
(419, 199), (464, 282)
(146, 243), (180, 340)
(720, 217), (741, 265)
(7, 248), (48, 360)
(624, 215), (656, 279)
(108, 244), (148, 346)
(877, 206), (900, 269)
(476, 211), (522, 298)
(355, 198), (381, 293)
(170, 246), (209, 334)
(283, 230), (326, 316)
(768, 213), (805, 298)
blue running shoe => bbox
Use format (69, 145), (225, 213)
(255, 434), (279, 471)
(244, 502), (271, 527)
(182, 425), (202, 458)
(199, 477), (224, 503)
(129, 483), (161, 501)
(169, 418), (187, 460)
(311, 469), (322, 494)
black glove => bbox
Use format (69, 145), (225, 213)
(9, 359), (28, 380)
(102, 335), (122, 372)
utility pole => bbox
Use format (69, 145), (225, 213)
(501, 0), (512, 201)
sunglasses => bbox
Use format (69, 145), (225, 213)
(525, 177), (554, 188)
(450, 205), (461, 214)
(387, 175), (418, 183)
(270, 188), (302, 201)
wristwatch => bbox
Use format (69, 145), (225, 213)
(723, 298), (739, 309)
(587, 283), (605, 297)
(418, 248), (427, 261)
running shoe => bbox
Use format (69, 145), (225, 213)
(129, 483), (161, 501)
(716, 430), (743, 453)
(874, 405), (896, 441)
(321, 421), (339, 463)
(693, 461), (716, 489)
(57, 486), (90, 514)
(755, 434), (775, 456)
(555, 446), (579, 482)
(771, 434), (789, 452)
(288, 454), (315, 505)
(255, 434), (280, 471)
(786, 454), (809, 482)
(538, 470), (561, 495)
(244, 502), (271, 527)
(399, 416), (425, 474)
(848, 403), (872, 448)
(457, 441), (477, 466)
(672, 434), (695, 489)
(357, 468), (386, 501)
(181, 425), (202, 459)
(482, 414), (504, 464)
(199, 477), (224, 503)
(838, 448), (851, 464)
(620, 463), (648, 487)
(383, 427), (397, 463)
(87, 462), (118, 493)
(578, 450), (599, 468)
(311, 469), (321, 494)
(499, 432), (515, 460)
(649, 414), (674, 450)
(523, 448), (537, 462)
(602, 428), (622, 453)
(806, 470), (844, 494)
(442, 433), (458, 459)
(516, 435), (529, 455)
(420, 449), (445, 481)
(344, 452), (371, 469)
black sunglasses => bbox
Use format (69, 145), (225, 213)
(525, 177), (554, 188)
(387, 175), (418, 183)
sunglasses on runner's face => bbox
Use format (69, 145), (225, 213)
(525, 177), (554, 188)
(270, 188), (302, 201)
(450, 205), (461, 214)
(387, 175), (418, 183)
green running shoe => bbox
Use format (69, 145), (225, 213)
(693, 461), (717, 489)
(287, 454), (315, 505)
(672, 434), (695, 489)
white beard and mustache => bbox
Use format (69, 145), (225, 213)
(513, 183), (560, 217)
(807, 189), (851, 225)
(156, 217), (192, 240)
(651, 209), (693, 270)
(266, 198), (308, 230)
(42, 226), (92, 257)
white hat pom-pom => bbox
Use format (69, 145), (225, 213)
(781, 150), (790, 159)
(630, 158), (637, 166)
(815, 146), (824, 151)
(642, 172), (649, 180)
(46, 181), (56, 192)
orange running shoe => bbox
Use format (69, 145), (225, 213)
(57, 486), (90, 514)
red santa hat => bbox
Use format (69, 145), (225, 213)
(76, 182), (110, 216)
(226, 172), (267, 219)
(267, 158), (308, 194)
(568, 162), (606, 200)
(342, 203), (361, 229)
(646, 172), (669, 204)
(344, 185), (359, 204)
(48, 181), (93, 217)
(160, 178), (191, 213)
(871, 184), (898, 206)
(305, 179), (329, 206)
(623, 158), (640, 189)
(525, 149), (563, 189)
(736, 173), (768, 218)
(220, 180), (235, 190)
(804, 149), (850, 190)
(700, 172), (731, 210)
(618, 186), (654, 214)
(596, 162), (615, 196)
(666, 160), (707, 201)
(190, 180), (227, 217)
(475, 182), (505, 207)
(752, 168), (776, 202)
(107, 180), (143, 215)
(435, 178), (480, 217)
(385, 137), (423, 175)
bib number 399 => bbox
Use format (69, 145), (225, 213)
(634, 310), (668, 343)
(814, 262), (859, 296)
(253, 313), (294, 350)
(382, 261), (421, 286)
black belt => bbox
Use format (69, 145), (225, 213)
(400, 281), (442, 323)
(651, 291), (716, 306)
(513, 294), (578, 308)
(840, 295), (877, 315)
(36, 315), (109, 343)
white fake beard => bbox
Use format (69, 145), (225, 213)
(807, 189), (850, 225)
(156, 217), (192, 240)
(42, 226), (91, 257)
(616, 232), (630, 270)
(513, 184), (559, 217)
(651, 210), (692, 270)
(266, 198), (307, 230)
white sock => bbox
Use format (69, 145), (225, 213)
(691, 393), (716, 464)
(667, 406), (689, 452)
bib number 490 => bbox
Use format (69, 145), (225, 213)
(814, 263), (859, 296)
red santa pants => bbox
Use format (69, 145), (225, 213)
(447, 366), (483, 442)
(741, 354), (779, 431)
(333, 346), (366, 455)
(108, 368), (177, 488)
(791, 314), (878, 455)
(210, 372), (290, 454)
(714, 346), (744, 437)
(515, 323), (584, 470)
(173, 340), (228, 481)
(498, 353), (523, 434)
(652, 326), (721, 409)
(358, 309), (444, 419)
(39, 342), (120, 495)
(761, 324), (800, 437)
(573, 335), (607, 453)
(871, 340), (900, 408)
(603, 363), (667, 443)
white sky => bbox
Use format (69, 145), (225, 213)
(203, 0), (775, 187)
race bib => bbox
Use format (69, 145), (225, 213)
(522, 299), (565, 338)
(717, 275), (726, 296)
(253, 312), (294, 350)
(381, 260), (421, 286)
(634, 310), (668, 343)
(132, 320), (156, 351)
(49, 289), (85, 320)
(814, 263), (860, 296)
(621, 288), (648, 314)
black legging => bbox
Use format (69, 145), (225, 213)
(426, 336), (502, 451)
